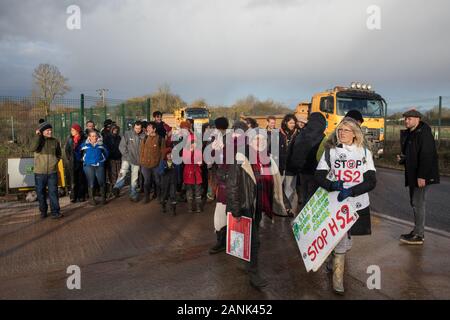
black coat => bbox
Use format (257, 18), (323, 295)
(103, 133), (122, 161)
(278, 129), (298, 175)
(400, 121), (440, 188)
(226, 160), (257, 221)
(287, 113), (326, 175)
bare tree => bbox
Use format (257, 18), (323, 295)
(32, 64), (71, 116)
(191, 98), (207, 108)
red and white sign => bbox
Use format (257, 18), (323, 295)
(226, 213), (252, 262)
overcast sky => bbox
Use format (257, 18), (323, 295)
(0, 0), (449, 110)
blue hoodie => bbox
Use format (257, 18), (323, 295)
(81, 139), (109, 167)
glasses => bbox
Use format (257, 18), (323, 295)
(338, 128), (353, 134)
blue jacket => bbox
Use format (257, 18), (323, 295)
(81, 140), (109, 167)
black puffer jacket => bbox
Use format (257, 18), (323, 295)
(287, 113), (326, 175)
(400, 121), (440, 189)
(279, 128), (298, 175)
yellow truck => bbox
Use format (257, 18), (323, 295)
(174, 106), (210, 129)
(295, 83), (386, 157)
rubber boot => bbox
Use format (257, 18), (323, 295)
(209, 227), (226, 254)
(88, 188), (97, 206)
(195, 199), (203, 213)
(143, 188), (150, 204)
(187, 200), (195, 213)
(186, 188), (194, 212)
(332, 253), (345, 295)
(99, 187), (107, 205)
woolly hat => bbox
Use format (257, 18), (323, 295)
(38, 121), (52, 133)
(71, 123), (82, 133)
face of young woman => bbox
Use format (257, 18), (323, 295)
(71, 128), (79, 137)
(89, 133), (98, 144)
(338, 124), (355, 145)
(287, 119), (296, 131)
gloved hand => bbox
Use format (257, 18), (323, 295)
(330, 180), (344, 192)
(337, 188), (353, 202)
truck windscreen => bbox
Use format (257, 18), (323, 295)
(336, 97), (384, 118)
(186, 109), (208, 119)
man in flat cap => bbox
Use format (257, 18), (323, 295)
(398, 108), (439, 245)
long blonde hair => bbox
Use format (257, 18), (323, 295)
(326, 117), (366, 149)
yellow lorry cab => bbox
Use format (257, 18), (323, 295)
(296, 83), (386, 157)
(174, 107), (210, 129)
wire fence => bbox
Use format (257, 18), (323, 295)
(0, 95), (154, 194)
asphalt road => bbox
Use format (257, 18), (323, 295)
(1, 192), (449, 299)
(371, 167), (450, 233)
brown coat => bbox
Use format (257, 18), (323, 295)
(139, 134), (165, 168)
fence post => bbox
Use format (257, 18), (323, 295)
(60, 113), (64, 142)
(121, 103), (125, 131)
(146, 98), (151, 121)
(438, 96), (442, 147)
(384, 102), (388, 142)
(80, 94), (85, 128)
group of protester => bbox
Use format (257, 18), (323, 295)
(32, 106), (440, 294)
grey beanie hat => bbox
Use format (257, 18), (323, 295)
(38, 121), (52, 133)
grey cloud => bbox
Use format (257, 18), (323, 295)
(0, 0), (449, 108)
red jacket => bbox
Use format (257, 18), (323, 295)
(182, 133), (203, 185)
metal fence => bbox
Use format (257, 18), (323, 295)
(0, 95), (154, 194)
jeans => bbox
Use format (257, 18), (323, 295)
(114, 160), (140, 198)
(410, 186), (428, 237)
(83, 165), (105, 188)
(35, 173), (60, 217)
(141, 166), (161, 196)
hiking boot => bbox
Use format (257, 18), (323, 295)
(112, 187), (120, 198)
(400, 233), (424, 245)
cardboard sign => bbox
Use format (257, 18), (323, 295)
(292, 187), (359, 272)
(226, 212), (252, 262)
